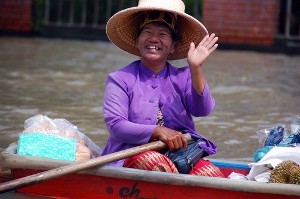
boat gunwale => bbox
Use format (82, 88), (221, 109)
(1, 144), (300, 196)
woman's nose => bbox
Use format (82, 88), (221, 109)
(148, 33), (160, 42)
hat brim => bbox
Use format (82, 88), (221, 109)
(106, 7), (208, 60)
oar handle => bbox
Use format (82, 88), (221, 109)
(0, 133), (191, 193)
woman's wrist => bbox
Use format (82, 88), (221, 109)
(150, 126), (161, 141)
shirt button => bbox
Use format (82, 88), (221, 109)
(151, 84), (157, 89)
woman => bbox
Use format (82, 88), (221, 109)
(102, 0), (224, 177)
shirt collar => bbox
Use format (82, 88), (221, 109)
(138, 61), (169, 78)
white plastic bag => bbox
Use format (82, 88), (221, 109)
(19, 114), (102, 161)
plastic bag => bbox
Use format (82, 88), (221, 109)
(256, 125), (286, 147)
(291, 114), (300, 134)
(18, 114), (102, 161)
(254, 115), (300, 162)
(253, 146), (273, 163)
(18, 132), (77, 161)
(278, 115), (300, 147)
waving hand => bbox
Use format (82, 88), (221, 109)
(186, 33), (218, 93)
(187, 33), (218, 69)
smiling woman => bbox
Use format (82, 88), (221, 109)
(137, 22), (175, 73)
(101, 0), (223, 177)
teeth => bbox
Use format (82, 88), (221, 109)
(148, 46), (160, 50)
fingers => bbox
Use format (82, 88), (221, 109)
(190, 42), (195, 50)
(182, 135), (188, 150)
(188, 42), (196, 56)
(168, 133), (188, 151)
(165, 133), (182, 151)
(152, 126), (187, 151)
(199, 34), (210, 46)
(200, 33), (218, 50)
(187, 33), (218, 69)
(188, 33), (218, 59)
(206, 36), (218, 49)
(209, 43), (218, 54)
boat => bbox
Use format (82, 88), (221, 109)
(1, 143), (300, 199)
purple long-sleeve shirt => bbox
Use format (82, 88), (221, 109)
(101, 60), (217, 166)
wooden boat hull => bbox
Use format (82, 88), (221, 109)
(1, 146), (300, 199)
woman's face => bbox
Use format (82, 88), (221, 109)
(137, 22), (175, 66)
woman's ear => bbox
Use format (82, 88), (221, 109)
(171, 42), (176, 54)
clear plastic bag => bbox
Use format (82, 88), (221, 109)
(256, 125), (286, 147)
(18, 114), (102, 161)
(291, 114), (300, 135)
(254, 115), (300, 162)
(278, 115), (300, 147)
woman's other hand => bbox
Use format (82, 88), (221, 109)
(187, 33), (218, 69)
(151, 126), (188, 151)
(187, 33), (218, 93)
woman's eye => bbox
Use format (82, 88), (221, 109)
(142, 29), (151, 34)
(160, 32), (170, 37)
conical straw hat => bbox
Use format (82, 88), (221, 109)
(106, 0), (208, 60)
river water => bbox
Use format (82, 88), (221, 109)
(0, 36), (299, 161)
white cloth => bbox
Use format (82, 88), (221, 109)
(247, 146), (300, 181)
(228, 172), (248, 180)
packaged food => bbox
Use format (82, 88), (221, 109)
(17, 114), (102, 161)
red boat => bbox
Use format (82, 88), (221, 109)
(1, 144), (300, 199)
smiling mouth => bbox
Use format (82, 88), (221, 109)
(147, 46), (161, 50)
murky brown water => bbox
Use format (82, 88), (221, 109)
(0, 36), (299, 162)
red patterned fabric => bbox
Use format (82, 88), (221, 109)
(124, 151), (225, 178)
(189, 159), (225, 178)
(124, 151), (178, 173)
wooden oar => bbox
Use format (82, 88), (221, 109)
(0, 134), (191, 193)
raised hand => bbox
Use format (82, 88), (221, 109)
(187, 33), (218, 69)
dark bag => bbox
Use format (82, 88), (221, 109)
(164, 138), (208, 174)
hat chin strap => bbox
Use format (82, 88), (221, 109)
(138, 0), (185, 13)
